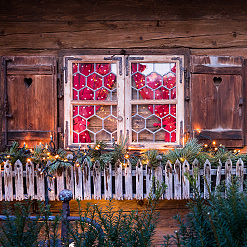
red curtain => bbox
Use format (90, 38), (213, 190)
(73, 63), (116, 143)
(131, 63), (176, 142)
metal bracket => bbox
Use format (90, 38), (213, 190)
(104, 56), (123, 75)
(171, 57), (183, 84)
(184, 68), (190, 89)
(125, 56), (144, 76)
(63, 57), (82, 83)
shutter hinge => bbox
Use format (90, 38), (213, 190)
(104, 56), (123, 75)
(184, 68), (190, 88)
(63, 57), (82, 83)
(125, 56), (144, 76)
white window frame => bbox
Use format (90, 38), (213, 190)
(64, 55), (184, 149)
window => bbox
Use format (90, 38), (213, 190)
(64, 55), (184, 149)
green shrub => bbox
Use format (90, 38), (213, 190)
(164, 177), (247, 247)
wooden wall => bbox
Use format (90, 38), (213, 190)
(1, 0), (247, 148)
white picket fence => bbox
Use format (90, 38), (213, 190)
(0, 158), (245, 201)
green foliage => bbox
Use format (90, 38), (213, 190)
(66, 180), (166, 247)
(164, 177), (247, 247)
(6, 141), (30, 164)
(141, 149), (164, 168)
(0, 199), (42, 247)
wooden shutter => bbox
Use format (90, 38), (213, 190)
(1, 56), (57, 149)
(191, 55), (243, 147)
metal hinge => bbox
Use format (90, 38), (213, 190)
(63, 57), (82, 83)
(104, 56), (123, 75)
(171, 57), (183, 83)
(184, 68), (190, 89)
(125, 56), (144, 76)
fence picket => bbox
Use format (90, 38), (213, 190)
(74, 162), (83, 200)
(174, 160), (181, 199)
(154, 163), (163, 199)
(236, 158), (244, 191)
(66, 166), (74, 196)
(216, 160), (222, 188)
(36, 163), (45, 201)
(15, 160), (24, 201)
(182, 160), (190, 199)
(93, 161), (101, 200)
(47, 174), (55, 201)
(192, 159), (200, 193)
(204, 159), (211, 199)
(4, 161), (13, 201)
(136, 160), (143, 200)
(115, 160), (123, 200)
(225, 159), (232, 189)
(146, 163), (153, 199)
(165, 161), (173, 200)
(56, 169), (64, 200)
(104, 163), (112, 199)
(26, 160), (34, 199)
(83, 159), (91, 200)
(125, 160), (133, 200)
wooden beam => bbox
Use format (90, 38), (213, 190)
(191, 65), (242, 75)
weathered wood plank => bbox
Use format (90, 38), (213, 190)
(26, 160), (34, 199)
(4, 161), (13, 201)
(124, 160), (133, 200)
(136, 159), (143, 200)
(36, 163), (45, 201)
(165, 161), (173, 200)
(14, 160), (24, 201)
(174, 160), (181, 200)
(204, 159), (211, 199)
(74, 162), (83, 200)
(47, 173), (55, 201)
(83, 159), (91, 200)
(146, 163), (153, 199)
(104, 163), (112, 200)
(115, 160), (123, 200)
(93, 161), (101, 200)
(236, 158), (244, 191)
(0, 163), (2, 201)
(182, 160), (190, 199)
(191, 65), (242, 75)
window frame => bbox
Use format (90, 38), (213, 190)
(64, 55), (184, 149)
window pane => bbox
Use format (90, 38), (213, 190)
(131, 104), (176, 142)
(73, 105), (117, 143)
(73, 63), (117, 101)
(131, 63), (176, 100)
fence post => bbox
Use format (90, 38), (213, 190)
(59, 189), (73, 241)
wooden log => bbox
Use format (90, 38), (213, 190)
(74, 161), (83, 200)
(4, 161), (13, 201)
(83, 159), (91, 200)
(154, 163), (163, 199)
(174, 160), (182, 199)
(36, 163), (45, 201)
(115, 160), (123, 200)
(93, 161), (101, 200)
(26, 160), (34, 199)
(192, 158), (200, 193)
(182, 160), (190, 199)
(136, 159), (143, 200)
(165, 161), (173, 200)
(124, 160), (133, 200)
(225, 159), (232, 190)
(216, 160), (222, 188)
(236, 158), (244, 192)
(65, 165), (74, 196)
(14, 160), (24, 201)
(104, 163), (112, 200)
(204, 159), (211, 199)
(146, 163), (153, 199)
(56, 168), (64, 200)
